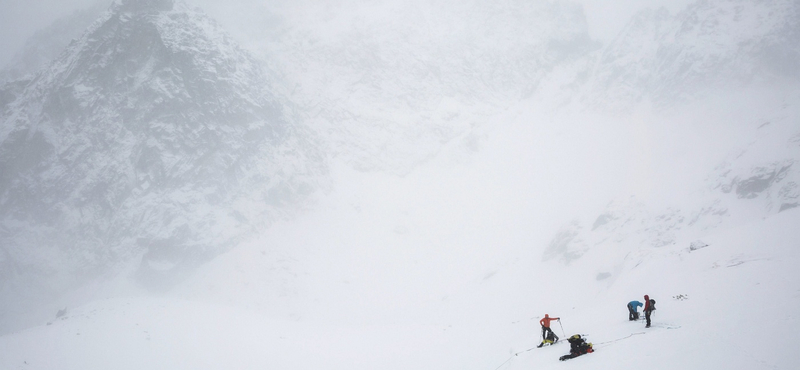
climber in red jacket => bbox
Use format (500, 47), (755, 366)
(539, 314), (560, 341)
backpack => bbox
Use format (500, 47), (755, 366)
(567, 335), (593, 354)
(538, 331), (559, 347)
(650, 299), (656, 310)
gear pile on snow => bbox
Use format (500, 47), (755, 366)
(558, 335), (593, 361)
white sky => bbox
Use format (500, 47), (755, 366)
(0, 0), (99, 67)
(0, 0), (698, 68)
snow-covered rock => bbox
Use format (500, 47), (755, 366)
(543, 98), (800, 266)
(0, 0), (325, 326)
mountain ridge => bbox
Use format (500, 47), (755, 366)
(0, 0), (325, 327)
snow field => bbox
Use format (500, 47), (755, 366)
(1, 207), (797, 370)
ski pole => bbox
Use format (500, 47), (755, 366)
(558, 319), (566, 338)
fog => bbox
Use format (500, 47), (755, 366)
(0, 0), (799, 368)
(0, 0), (694, 67)
(0, 0), (100, 66)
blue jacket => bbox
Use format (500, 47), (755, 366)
(628, 301), (643, 310)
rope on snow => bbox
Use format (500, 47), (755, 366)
(491, 346), (538, 370)
(591, 331), (646, 349)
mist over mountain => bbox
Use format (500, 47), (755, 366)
(247, 0), (599, 173)
(0, 1), (111, 84)
(0, 0), (324, 328)
(578, 0), (800, 110)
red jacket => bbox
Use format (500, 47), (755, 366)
(540, 316), (559, 328)
(644, 295), (651, 311)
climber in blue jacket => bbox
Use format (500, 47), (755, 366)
(627, 300), (643, 321)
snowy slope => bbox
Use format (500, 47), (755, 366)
(1, 122), (798, 369)
(11, 86), (791, 370)
(544, 91), (800, 268)
(505, 209), (800, 370)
